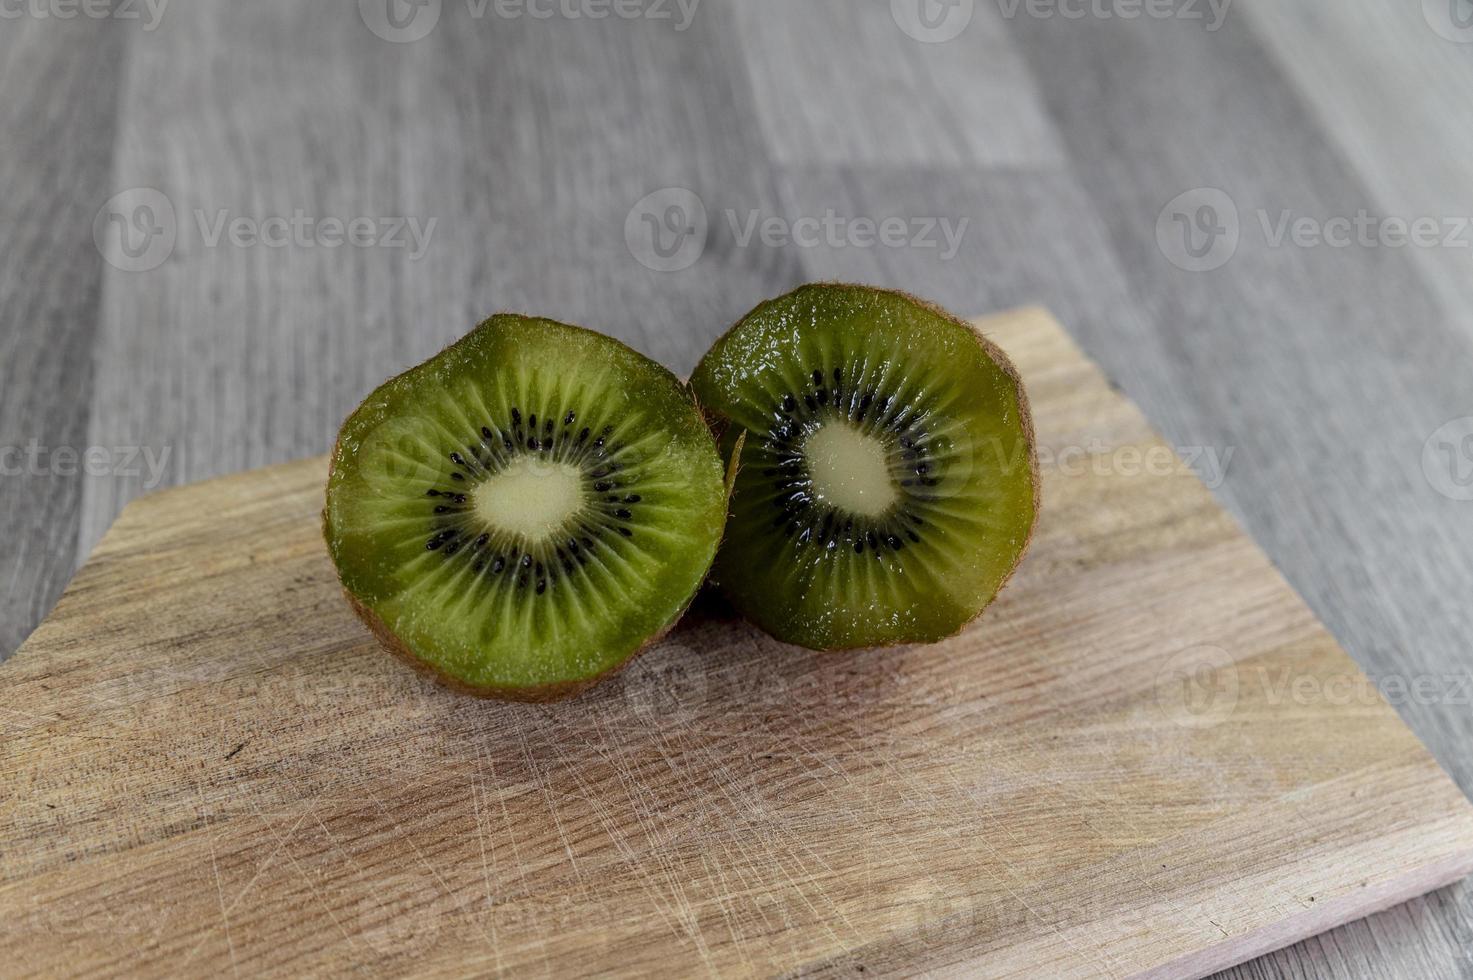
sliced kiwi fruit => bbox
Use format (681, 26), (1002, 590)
(689, 284), (1039, 651)
(324, 314), (728, 701)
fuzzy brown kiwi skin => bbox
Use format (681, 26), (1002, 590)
(701, 283), (1042, 654)
(323, 312), (722, 703)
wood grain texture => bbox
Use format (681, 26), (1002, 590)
(0, 16), (127, 663)
(730, 0), (1064, 168)
(1002, 10), (1473, 978)
(3, 310), (1472, 978)
(4, 2), (1473, 975)
(1240, 0), (1473, 341)
(78, 0), (798, 556)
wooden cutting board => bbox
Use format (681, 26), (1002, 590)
(4, 308), (1472, 979)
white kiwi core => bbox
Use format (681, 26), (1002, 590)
(803, 421), (898, 518)
(474, 457), (584, 541)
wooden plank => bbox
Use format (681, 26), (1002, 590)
(79, 0), (798, 559)
(1240, 0), (1473, 340)
(730, 0), (1064, 168)
(1000, 12), (1473, 980)
(0, 18), (129, 661)
(3, 310), (1470, 978)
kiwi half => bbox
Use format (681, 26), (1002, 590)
(324, 314), (727, 701)
(690, 284), (1039, 650)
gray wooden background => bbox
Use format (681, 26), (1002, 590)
(5, 0), (1473, 975)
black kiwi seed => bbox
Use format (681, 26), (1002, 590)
(733, 365), (957, 564)
(408, 406), (656, 600)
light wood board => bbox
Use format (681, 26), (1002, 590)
(3, 309), (1471, 978)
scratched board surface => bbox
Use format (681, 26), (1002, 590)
(2, 310), (1471, 978)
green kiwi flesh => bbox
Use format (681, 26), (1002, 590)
(324, 315), (728, 700)
(689, 284), (1039, 651)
